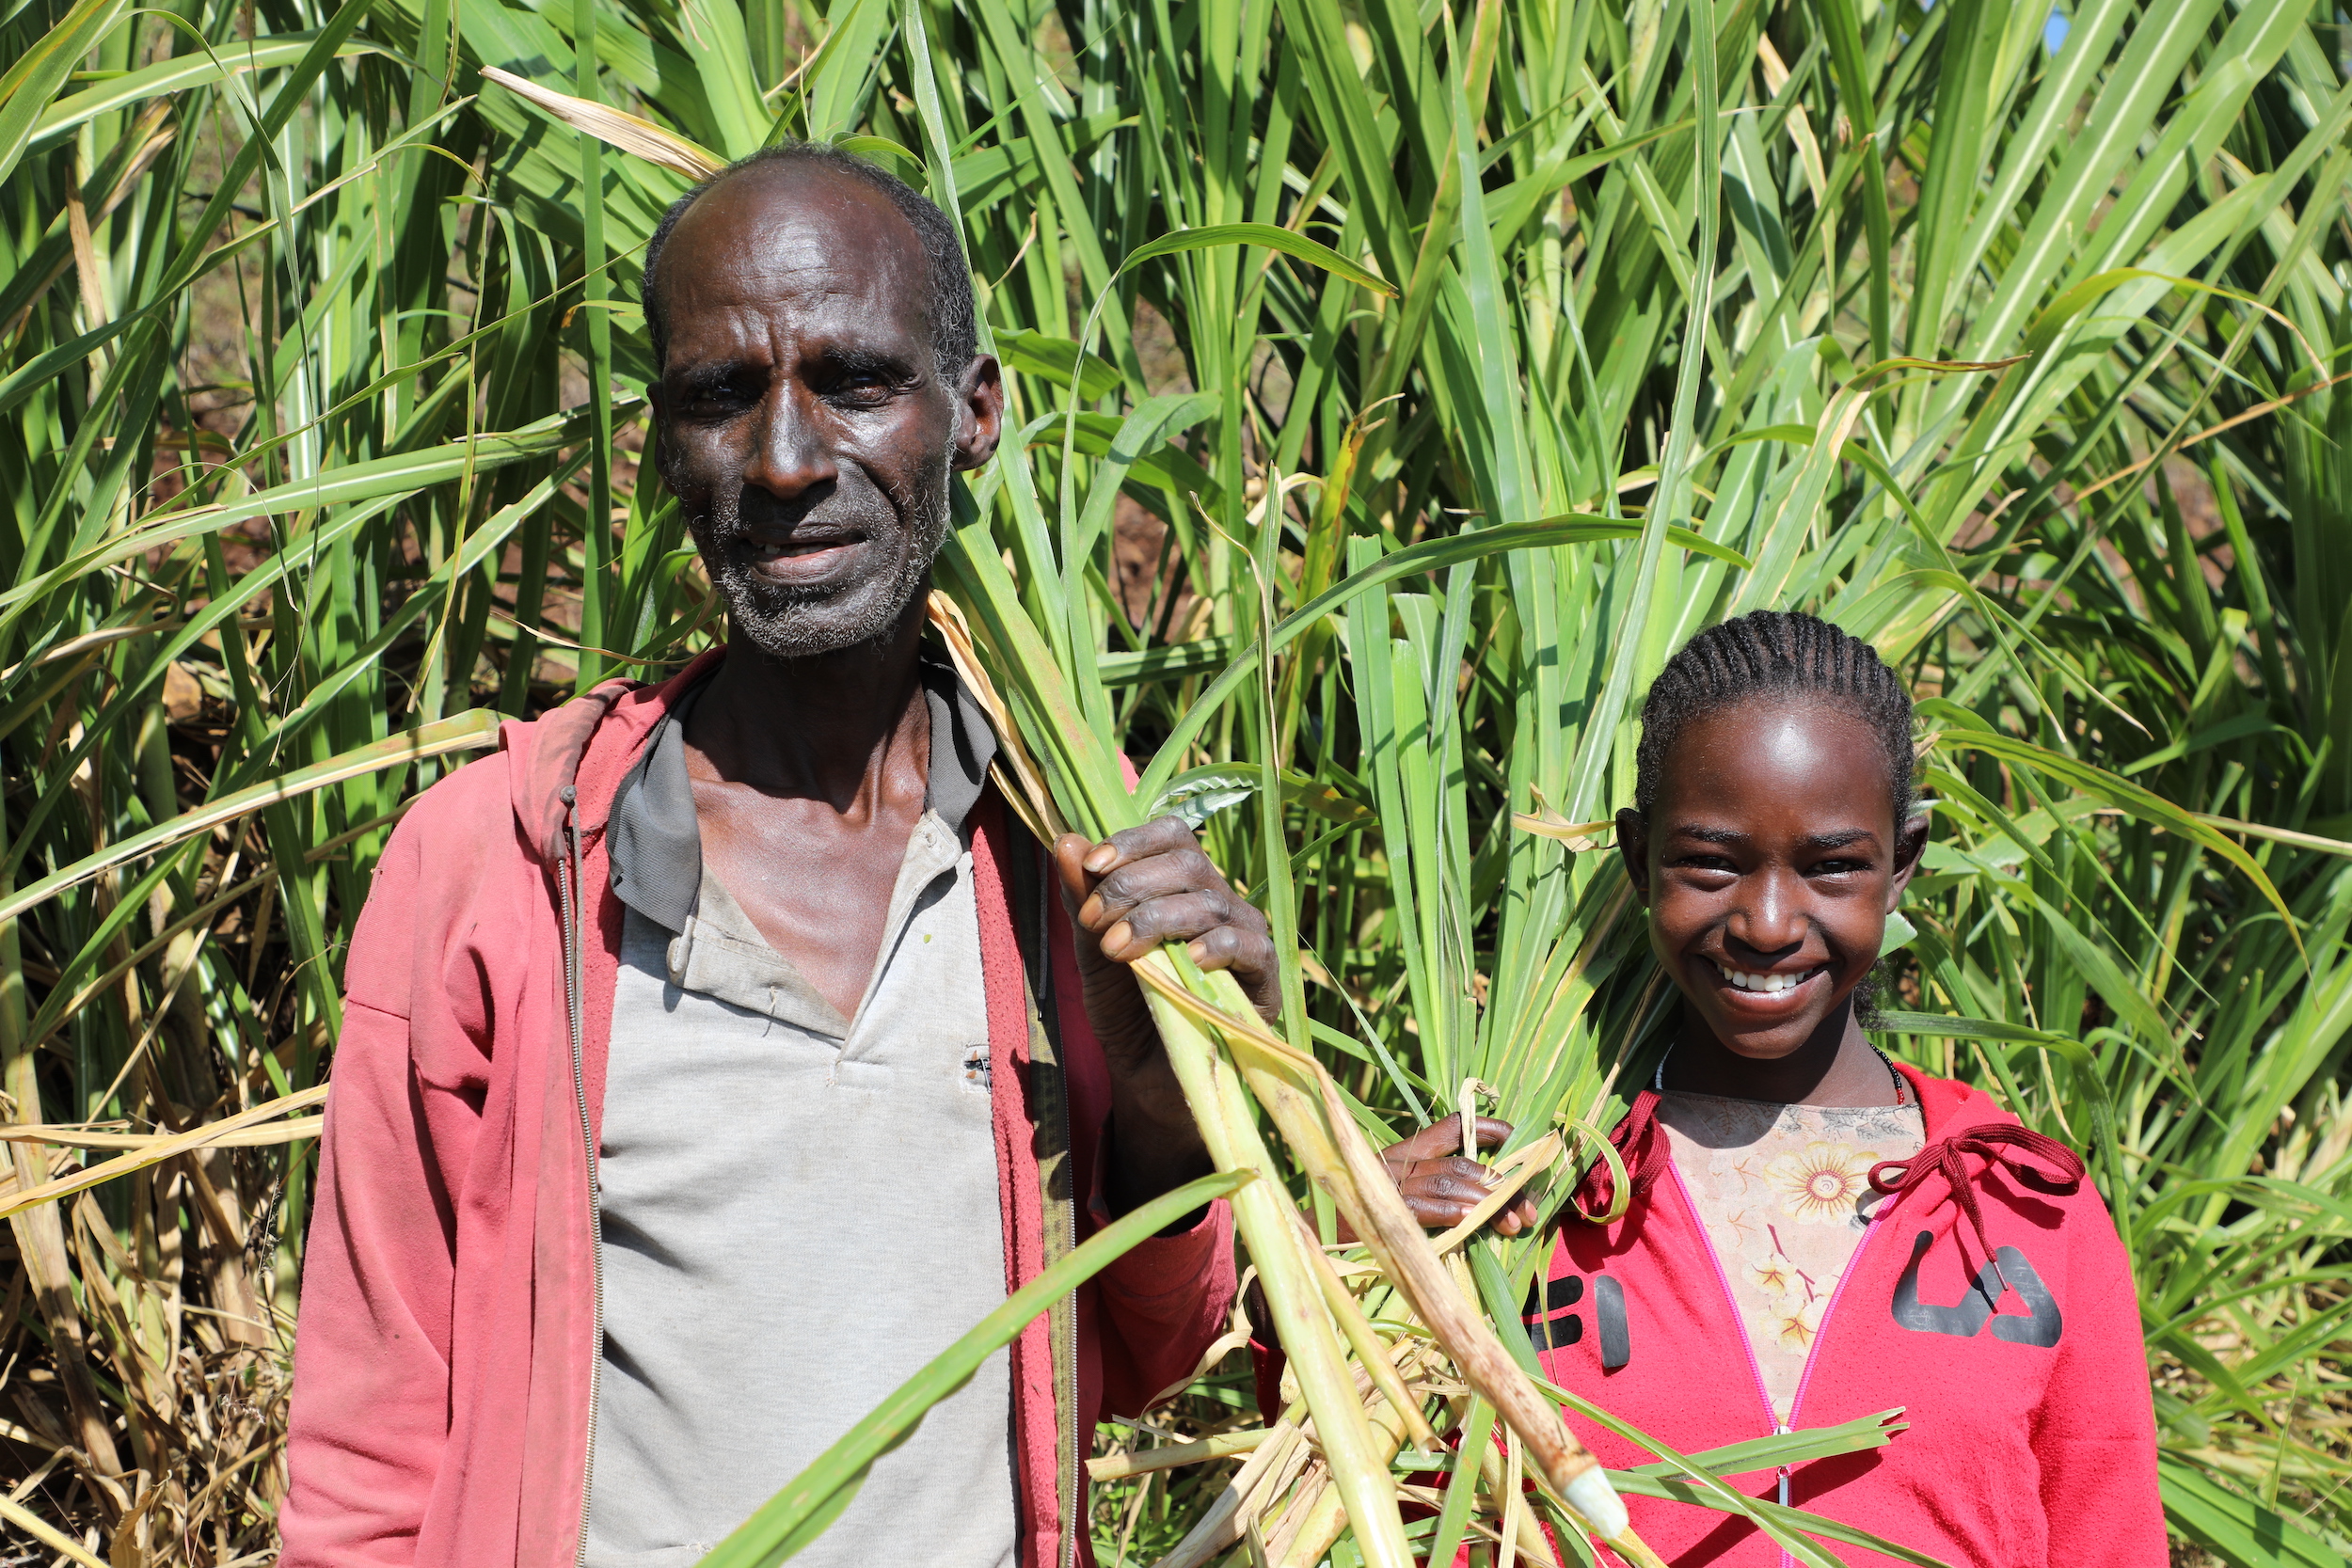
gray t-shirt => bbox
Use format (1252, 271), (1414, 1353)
(581, 662), (1018, 1568)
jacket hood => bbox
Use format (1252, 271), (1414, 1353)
(501, 648), (728, 865)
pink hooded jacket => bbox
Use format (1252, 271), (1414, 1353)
(279, 651), (1237, 1568)
(1534, 1063), (2163, 1566)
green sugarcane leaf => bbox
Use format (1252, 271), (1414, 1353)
(0, 712), (505, 927)
(994, 328), (1123, 402)
(29, 30), (390, 153)
(694, 1168), (1250, 1567)
(1138, 515), (1748, 803)
(0, 0), (132, 190)
(1120, 222), (1395, 296)
(0, 401), (624, 618)
(1149, 766), (1263, 829)
(1931, 729), (2303, 961)
(2159, 1458), (2346, 1568)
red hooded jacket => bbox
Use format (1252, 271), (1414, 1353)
(279, 652), (1236, 1568)
(1533, 1063), (2163, 1566)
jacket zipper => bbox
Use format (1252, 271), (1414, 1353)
(559, 791), (608, 1568)
(1779, 1217), (1883, 1532)
(1057, 1091), (1079, 1568)
(1035, 847), (1081, 1568)
(1669, 1164), (1885, 1568)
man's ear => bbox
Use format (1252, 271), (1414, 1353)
(1615, 807), (1652, 905)
(1887, 806), (1931, 906)
(951, 355), (1005, 471)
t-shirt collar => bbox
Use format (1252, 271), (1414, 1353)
(607, 644), (1000, 936)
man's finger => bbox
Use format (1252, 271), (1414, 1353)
(1077, 851), (1224, 928)
(1082, 815), (1198, 876)
(1053, 832), (1099, 905)
(1097, 892), (1226, 961)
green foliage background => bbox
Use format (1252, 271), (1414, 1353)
(0, 0), (2348, 1559)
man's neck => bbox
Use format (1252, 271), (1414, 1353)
(686, 590), (931, 811)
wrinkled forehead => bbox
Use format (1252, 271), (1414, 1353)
(657, 164), (931, 361)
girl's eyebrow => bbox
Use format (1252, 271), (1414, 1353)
(1665, 824), (1882, 850)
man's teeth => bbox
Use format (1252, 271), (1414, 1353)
(1716, 963), (1813, 993)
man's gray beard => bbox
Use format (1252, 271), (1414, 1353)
(700, 471), (951, 661)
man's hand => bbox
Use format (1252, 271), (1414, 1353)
(1053, 818), (1279, 1212)
(1366, 1115), (1539, 1239)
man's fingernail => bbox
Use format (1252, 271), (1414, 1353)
(1085, 845), (1118, 873)
(1186, 939), (1212, 965)
(1104, 919), (1134, 952)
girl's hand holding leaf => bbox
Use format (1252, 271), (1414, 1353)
(1363, 1115), (1539, 1240)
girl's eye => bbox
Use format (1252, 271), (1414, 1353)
(1678, 854), (1738, 874)
(1809, 858), (1867, 876)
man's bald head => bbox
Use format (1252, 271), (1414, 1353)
(641, 144), (976, 381)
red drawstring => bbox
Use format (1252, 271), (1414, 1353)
(1571, 1088), (1675, 1223)
(1868, 1124), (2084, 1285)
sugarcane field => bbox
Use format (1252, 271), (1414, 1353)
(1, 0), (2350, 1561)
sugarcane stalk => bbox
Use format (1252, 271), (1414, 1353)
(1089, 1428), (1274, 1481)
(1272, 1346), (1425, 1568)
(1292, 1210), (1439, 1450)
(1136, 985), (1417, 1568)
(1130, 958), (1632, 1536)
(1155, 1420), (1310, 1568)
(933, 568), (1630, 1563)
(1136, 961), (1654, 1559)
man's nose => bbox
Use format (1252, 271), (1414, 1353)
(1725, 867), (1805, 957)
(743, 385), (836, 499)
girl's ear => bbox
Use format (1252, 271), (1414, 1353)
(1615, 807), (1651, 904)
(1887, 807), (1931, 906)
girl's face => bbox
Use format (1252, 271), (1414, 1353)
(1618, 697), (1924, 1063)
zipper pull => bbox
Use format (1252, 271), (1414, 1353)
(1774, 1422), (1792, 1510)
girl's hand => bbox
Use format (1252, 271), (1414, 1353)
(1359, 1114), (1539, 1240)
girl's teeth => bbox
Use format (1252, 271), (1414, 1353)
(1716, 963), (1810, 993)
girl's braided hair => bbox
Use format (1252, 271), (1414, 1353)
(1632, 610), (1916, 824)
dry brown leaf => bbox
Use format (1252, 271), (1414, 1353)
(479, 67), (725, 182)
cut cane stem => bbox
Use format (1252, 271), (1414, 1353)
(1292, 1210), (1439, 1450)
(1134, 984), (1414, 1568)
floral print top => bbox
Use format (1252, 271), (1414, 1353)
(1656, 1089), (1925, 1422)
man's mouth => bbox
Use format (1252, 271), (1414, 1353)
(748, 531), (866, 559)
(1708, 960), (1828, 998)
(740, 529), (872, 578)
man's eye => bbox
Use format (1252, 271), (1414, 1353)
(677, 377), (756, 414)
(1679, 855), (1738, 874)
(826, 370), (899, 403)
(1809, 858), (1867, 876)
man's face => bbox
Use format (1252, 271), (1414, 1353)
(650, 164), (1001, 659)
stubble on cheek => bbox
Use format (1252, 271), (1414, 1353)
(687, 441), (957, 660)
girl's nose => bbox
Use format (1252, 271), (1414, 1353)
(1725, 866), (1806, 957)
